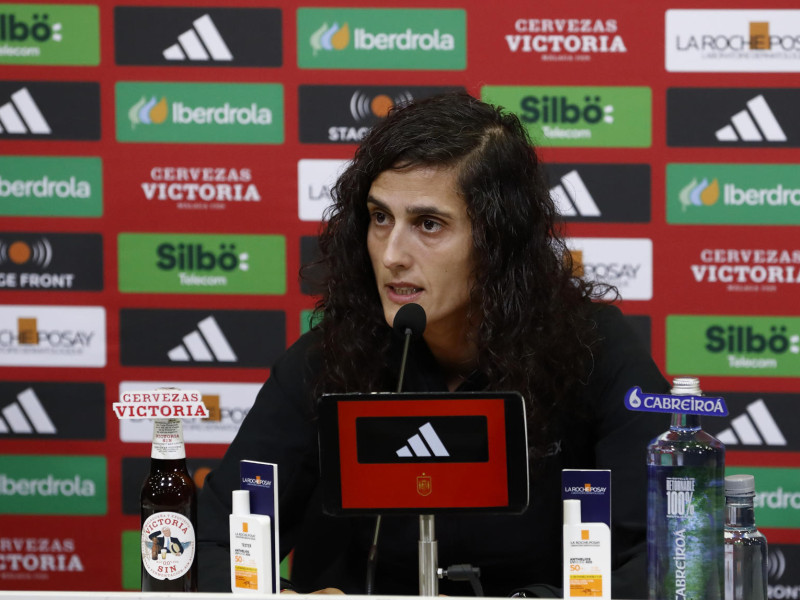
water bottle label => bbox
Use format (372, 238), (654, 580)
(141, 511), (195, 580)
(666, 477), (696, 516)
(625, 386), (728, 416)
(649, 466), (724, 599)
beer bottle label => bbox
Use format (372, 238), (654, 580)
(141, 511), (196, 580)
(150, 419), (186, 460)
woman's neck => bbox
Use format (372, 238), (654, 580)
(424, 327), (478, 391)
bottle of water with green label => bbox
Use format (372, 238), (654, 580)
(647, 377), (725, 600)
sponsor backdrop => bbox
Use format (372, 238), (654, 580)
(1, 0), (798, 591)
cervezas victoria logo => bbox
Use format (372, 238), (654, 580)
(666, 9), (800, 72)
(116, 82), (284, 144)
(140, 165), (261, 210)
(118, 380), (260, 445)
(505, 17), (627, 61)
(297, 8), (466, 70)
(688, 247), (800, 294)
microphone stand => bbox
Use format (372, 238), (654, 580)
(400, 324), (440, 597)
(418, 514), (438, 596)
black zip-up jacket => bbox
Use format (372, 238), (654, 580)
(197, 303), (670, 597)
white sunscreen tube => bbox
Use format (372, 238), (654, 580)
(563, 498), (611, 599)
(230, 489), (273, 594)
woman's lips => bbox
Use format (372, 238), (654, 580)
(386, 284), (423, 303)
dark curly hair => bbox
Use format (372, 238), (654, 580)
(306, 92), (613, 455)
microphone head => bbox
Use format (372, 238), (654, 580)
(392, 303), (426, 338)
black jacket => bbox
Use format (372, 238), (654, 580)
(197, 303), (670, 597)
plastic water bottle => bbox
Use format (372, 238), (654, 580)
(724, 474), (768, 600)
(647, 377), (725, 600)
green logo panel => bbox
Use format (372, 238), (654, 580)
(666, 315), (800, 378)
(726, 467), (800, 529)
(116, 82), (284, 144)
(481, 86), (651, 148)
(0, 4), (99, 65)
(297, 8), (466, 70)
(0, 155), (102, 217)
(0, 454), (106, 515)
(118, 233), (286, 295)
(121, 530), (140, 590)
(667, 164), (800, 225)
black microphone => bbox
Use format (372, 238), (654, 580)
(366, 303), (426, 595)
(392, 303), (426, 393)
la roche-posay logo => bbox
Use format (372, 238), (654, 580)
(297, 159), (349, 221)
(666, 10), (800, 73)
(119, 380), (261, 444)
(297, 8), (465, 70)
(567, 238), (653, 300)
(0, 305), (106, 367)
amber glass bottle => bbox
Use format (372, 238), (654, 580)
(140, 418), (197, 592)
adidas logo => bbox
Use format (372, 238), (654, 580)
(396, 422), (450, 458)
(0, 388), (56, 435)
(715, 95), (786, 142)
(715, 398), (786, 446)
(550, 170), (601, 217)
(0, 87), (51, 135)
(163, 14), (233, 62)
(167, 315), (237, 362)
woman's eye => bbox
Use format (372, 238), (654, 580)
(421, 219), (441, 232)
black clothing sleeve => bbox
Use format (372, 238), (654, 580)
(197, 303), (670, 597)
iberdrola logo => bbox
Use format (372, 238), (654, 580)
(679, 177), (720, 211)
(128, 96), (169, 129)
(310, 22), (350, 55)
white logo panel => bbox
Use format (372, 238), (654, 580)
(297, 159), (349, 222)
(567, 238), (653, 301)
(0, 305), (106, 367)
(119, 380), (261, 443)
(666, 10), (800, 73)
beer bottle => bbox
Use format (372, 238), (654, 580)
(140, 418), (197, 592)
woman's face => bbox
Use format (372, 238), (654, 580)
(366, 165), (475, 343)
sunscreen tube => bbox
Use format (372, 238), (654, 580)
(563, 499), (611, 599)
(230, 489), (272, 593)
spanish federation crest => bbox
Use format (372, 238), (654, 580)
(417, 474), (432, 496)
